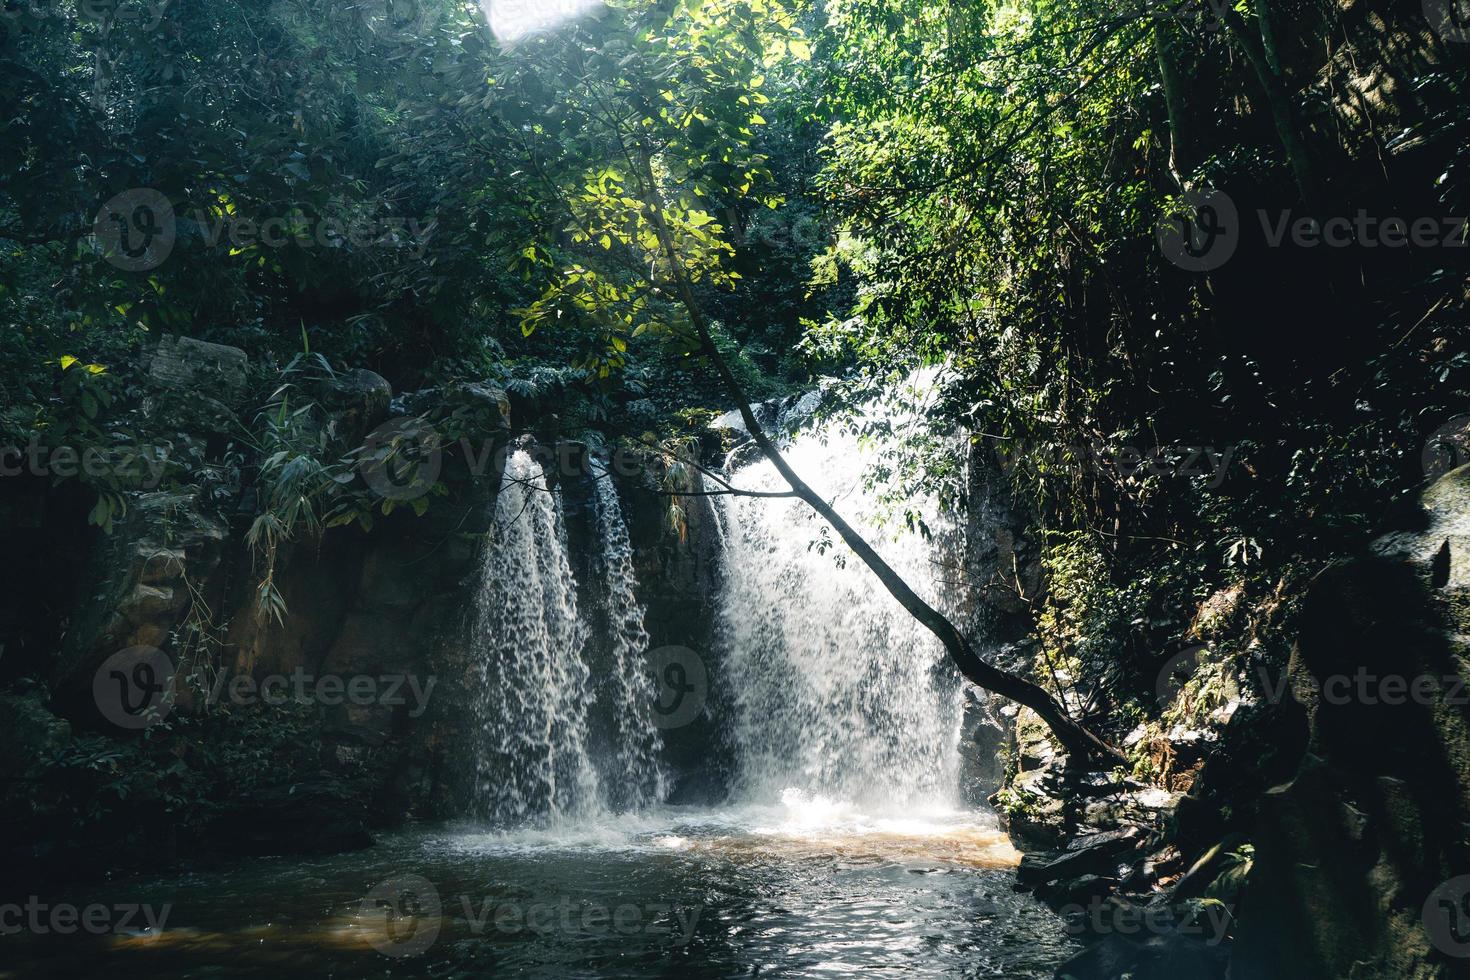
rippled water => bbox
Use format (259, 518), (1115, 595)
(6, 796), (1078, 978)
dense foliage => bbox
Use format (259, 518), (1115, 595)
(4, 0), (1468, 750)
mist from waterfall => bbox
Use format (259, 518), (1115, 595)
(716, 381), (966, 812)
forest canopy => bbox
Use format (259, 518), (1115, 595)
(3, 0), (1468, 729)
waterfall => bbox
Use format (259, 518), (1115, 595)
(466, 448), (670, 823)
(589, 460), (669, 811)
(716, 385), (966, 811)
(468, 449), (601, 823)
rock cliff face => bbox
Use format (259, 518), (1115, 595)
(1229, 465), (1470, 980)
(2, 341), (746, 877)
(1000, 466), (1470, 980)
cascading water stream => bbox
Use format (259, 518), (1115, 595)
(466, 449), (668, 824)
(589, 459), (669, 811)
(27, 400), (1076, 980)
(716, 383), (967, 812)
(466, 375), (973, 827)
(468, 449), (601, 824)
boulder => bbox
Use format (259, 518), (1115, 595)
(319, 368), (393, 451)
(998, 761), (1071, 850)
(53, 489), (228, 719)
(147, 335), (250, 432)
(1014, 706), (1060, 772)
(1230, 465), (1470, 980)
(149, 335), (249, 398)
(1018, 827), (1145, 888)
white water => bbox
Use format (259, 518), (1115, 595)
(468, 450), (601, 823)
(467, 450), (670, 823)
(589, 459), (669, 811)
(716, 383), (967, 812)
(468, 375), (970, 829)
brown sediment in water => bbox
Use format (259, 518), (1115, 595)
(665, 826), (1021, 869)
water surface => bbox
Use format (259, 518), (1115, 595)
(7, 797), (1078, 978)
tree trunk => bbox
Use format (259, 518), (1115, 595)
(1219, 7), (1323, 209)
(1154, 18), (1195, 190)
(633, 148), (1126, 768)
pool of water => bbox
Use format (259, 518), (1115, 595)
(4, 794), (1079, 978)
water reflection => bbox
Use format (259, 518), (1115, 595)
(5, 799), (1077, 979)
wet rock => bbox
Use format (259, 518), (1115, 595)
(1042, 873), (1120, 907)
(1018, 827), (1145, 888)
(1014, 706), (1059, 772)
(1082, 785), (1180, 830)
(998, 761), (1070, 850)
